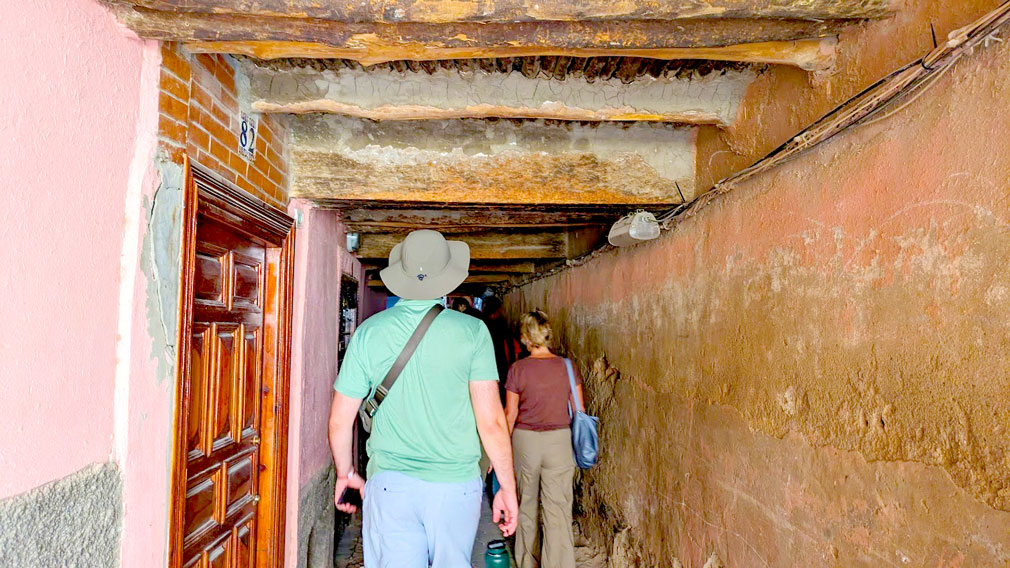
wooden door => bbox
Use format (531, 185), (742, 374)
(171, 162), (294, 568)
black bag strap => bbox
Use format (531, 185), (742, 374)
(372, 304), (444, 406)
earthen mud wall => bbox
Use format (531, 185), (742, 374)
(507, 35), (1010, 567)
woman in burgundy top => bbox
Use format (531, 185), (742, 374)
(505, 310), (584, 568)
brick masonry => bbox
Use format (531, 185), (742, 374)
(158, 43), (289, 208)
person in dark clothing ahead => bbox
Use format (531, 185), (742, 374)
(481, 296), (522, 402)
(504, 310), (584, 568)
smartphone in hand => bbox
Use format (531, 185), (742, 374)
(337, 486), (363, 508)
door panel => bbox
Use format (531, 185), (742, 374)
(188, 327), (210, 460)
(235, 520), (255, 568)
(240, 327), (262, 438)
(172, 162), (293, 568)
(182, 216), (265, 567)
(184, 475), (217, 542)
(211, 323), (238, 450)
(206, 532), (231, 568)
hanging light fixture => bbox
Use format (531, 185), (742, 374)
(608, 211), (660, 247)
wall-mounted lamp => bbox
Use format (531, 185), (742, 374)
(346, 231), (360, 253)
(608, 211), (660, 247)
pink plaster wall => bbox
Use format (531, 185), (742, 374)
(0, 0), (147, 498)
(284, 203), (365, 566)
(115, 43), (170, 568)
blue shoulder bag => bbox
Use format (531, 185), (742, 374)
(564, 358), (599, 469)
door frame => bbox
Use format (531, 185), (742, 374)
(169, 158), (295, 568)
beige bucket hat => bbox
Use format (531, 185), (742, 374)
(379, 230), (470, 300)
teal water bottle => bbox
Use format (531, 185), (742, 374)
(484, 539), (511, 568)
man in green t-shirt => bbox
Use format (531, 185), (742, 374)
(328, 229), (518, 567)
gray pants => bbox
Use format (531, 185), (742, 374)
(363, 471), (482, 567)
(512, 428), (576, 568)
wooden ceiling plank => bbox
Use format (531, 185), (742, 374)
(103, 3), (846, 69)
(331, 201), (674, 212)
(360, 260), (538, 273)
(290, 116), (698, 204)
(367, 274), (509, 286)
(346, 222), (607, 234)
(114, 0), (896, 23)
(197, 40), (837, 71)
(248, 60), (756, 123)
(566, 226), (609, 259)
(357, 231), (569, 261)
(366, 277), (513, 290)
(467, 262), (537, 274)
(340, 208), (627, 228)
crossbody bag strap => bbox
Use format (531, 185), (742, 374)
(564, 358), (583, 415)
(373, 304), (444, 406)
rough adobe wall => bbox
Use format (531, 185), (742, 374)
(507, 34), (1010, 567)
(696, 0), (1003, 190)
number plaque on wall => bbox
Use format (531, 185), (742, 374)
(238, 112), (258, 160)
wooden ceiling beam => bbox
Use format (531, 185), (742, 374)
(104, 3), (846, 68)
(365, 278), (516, 292)
(290, 116), (698, 204)
(248, 61), (756, 123)
(323, 201), (673, 213)
(567, 226), (608, 259)
(367, 274), (509, 287)
(347, 222), (607, 234)
(467, 262), (537, 274)
(340, 208), (627, 231)
(356, 231), (569, 261)
(196, 39), (836, 70)
(113, 0), (896, 23)
(360, 260), (539, 274)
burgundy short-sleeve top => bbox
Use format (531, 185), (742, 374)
(505, 356), (583, 432)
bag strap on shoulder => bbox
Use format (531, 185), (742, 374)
(564, 358), (584, 413)
(373, 304), (444, 405)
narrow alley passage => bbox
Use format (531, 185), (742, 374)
(4, 1), (1010, 567)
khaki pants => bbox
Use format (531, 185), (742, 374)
(512, 428), (576, 568)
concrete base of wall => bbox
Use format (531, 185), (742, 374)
(0, 462), (122, 567)
(296, 466), (336, 568)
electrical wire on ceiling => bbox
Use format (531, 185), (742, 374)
(655, 0), (1010, 229)
(500, 0), (1010, 294)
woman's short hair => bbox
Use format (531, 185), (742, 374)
(520, 310), (553, 348)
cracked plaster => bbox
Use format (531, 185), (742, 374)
(141, 158), (184, 385)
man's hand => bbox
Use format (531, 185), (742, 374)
(329, 392), (365, 513)
(333, 471), (366, 514)
(492, 487), (519, 537)
(470, 381), (519, 537)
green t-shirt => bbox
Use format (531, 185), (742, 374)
(334, 299), (498, 483)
